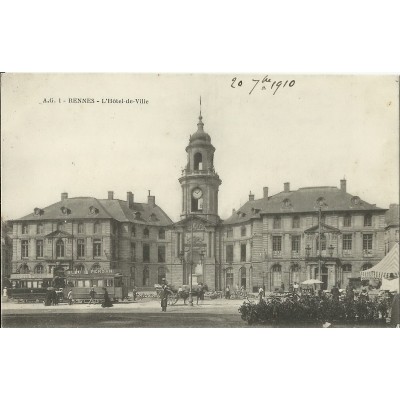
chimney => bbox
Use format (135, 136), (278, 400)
(340, 178), (347, 193)
(249, 191), (255, 201)
(108, 191), (114, 200)
(61, 192), (68, 201)
(127, 191), (134, 209)
(284, 182), (290, 192)
(232, 208), (236, 215)
(263, 187), (269, 199)
(148, 190), (155, 207)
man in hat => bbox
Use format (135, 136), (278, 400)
(160, 279), (171, 312)
(88, 287), (96, 304)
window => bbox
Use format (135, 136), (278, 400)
(158, 267), (166, 284)
(241, 226), (246, 237)
(291, 236), (300, 252)
(316, 234), (326, 251)
(344, 214), (351, 227)
(143, 243), (150, 262)
(57, 222), (64, 231)
(292, 216), (300, 229)
(36, 240), (43, 258)
(131, 243), (136, 261)
(94, 222), (101, 234)
(37, 223), (44, 234)
(35, 264), (44, 274)
(159, 228), (165, 240)
(143, 228), (149, 239)
(226, 267), (233, 287)
(272, 236), (282, 252)
(21, 240), (29, 258)
(273, 216), (281, 229)
(364, 214), (372, 227)
(290, 264), (300, 284)
(363, 234), (373, 251)
(22, 224), (28, 234)
(158, 245), (166, 263)
(20, 264), (29, 273)
(320, 214), (326, 225)
(77, 239), (85, 257)
(227, 228), (233, 238)
(93, 239), (102, 257)
(240, 267), (246, 288)
(78, 223), (84, 234)
(226, 245), (233, 262)
(341, 264), (352, 287)
(56, 239), (65, 258)
(143, 266), (150, 286)
(343, 234), (352, 250)
(272, 264), (282, 287)
(131, 225), (136, 237)
(240, 244), (246, 262)
(194, 152), (203, 170)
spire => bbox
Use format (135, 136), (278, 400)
(200, 96), (202, 117)
(197, 97), (204, 133)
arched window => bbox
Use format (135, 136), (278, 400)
(316, 234), (326, 251)
(91, 264), (101, 273)
(20, 264), (30, 274)
(194, 152), (203, 170)
(272, 264), (282, 288)
(239, 267), (246, 289)
(34, 264), (44, 274)
(56, 239), (65, 258)
(143, 266), (150, 286)
(158, 266), (166, 284)
(143, 227), (149, 239)
(364, 214), (372, 227)
(226, 267), (234, 288)
(159, 228), (165, 240)
(94, 222), (101, 234)
(290, 264), (300, 284)
(37, 223), (44, 234)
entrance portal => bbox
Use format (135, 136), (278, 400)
(314, 266), (328, 290)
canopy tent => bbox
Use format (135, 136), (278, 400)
(380, 277), (399, 292)
(360, 243), (399, 280)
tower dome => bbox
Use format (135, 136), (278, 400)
(189, 115), (211, 143)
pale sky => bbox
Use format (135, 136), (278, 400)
(1, 74), (399, 221)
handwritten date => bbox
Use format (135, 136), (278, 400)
(231, 75), (295, 95)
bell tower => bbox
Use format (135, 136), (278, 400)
(179, 107), (221, 223)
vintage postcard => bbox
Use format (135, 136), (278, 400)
(1, 73), (399, 328)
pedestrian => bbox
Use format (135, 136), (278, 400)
(101, 287), (113, 307)
(88, 287), (96, 304)
(67, 289), (73, 305)
(225, 285), (231, 299)
(197, 283), (204, 305)
(52, 289), (58, 305)
(160, 283), (171, 312)
(280, 282), (285, 293)
(258, 286), (264, 303)
(331, 285), (340, 301)
(132, 286), (137, 301)
(44, 289), (53, 306)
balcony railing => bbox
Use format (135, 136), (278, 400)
(342, 250), (352, 257)
(272, 250), (282, 258)
(363, 249), (374, 257)
(181, 168), (218, 176)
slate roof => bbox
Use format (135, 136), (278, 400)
(223, 186), (386, 225)
(16, 197), (173, 226)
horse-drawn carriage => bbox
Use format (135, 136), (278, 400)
(154, 284), (206, 305)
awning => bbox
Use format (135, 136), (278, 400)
(360, 243), (399, 279)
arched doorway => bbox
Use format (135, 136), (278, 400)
(271, 264), (282, 289)
(290, 264), (300, 285)
(225, 267), (233, 288)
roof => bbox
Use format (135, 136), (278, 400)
(223, 186), (386, 225)
(360, 243), (399, 279)
(15, 197), (173, 226)
(188, 115), (212, 144)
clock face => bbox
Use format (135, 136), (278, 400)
(192, 188), (203, 199)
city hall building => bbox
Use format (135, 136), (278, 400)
(9, 114), (399, 293)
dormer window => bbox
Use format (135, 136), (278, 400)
(60, 206), (70, 215)
(34, 208), (43, 216)
(134, 211), (141, 220)
(89, 206), (99, 215)
(316, 197), (327, 208)
(351, 196), (362, 206)
(150, 213), (158, 222)
(282, 198), (292, 209)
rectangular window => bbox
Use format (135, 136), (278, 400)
(343, 234), (352, 250)
(291, 236), (300, 252)
(36, 240), (43, 258)
(363, 234), (373, 250)
(78, 223), (84, 234)
(158, 245), (166, 263)
(292, 217), (300, 229)
(226, 245), (233, 262)
(22, 224), (28, 234)
(272, 236), (282, 252)
(343, 215), (351, 227)
(21, 240), (29, 258)
(143, 243), (150, 262)
(240, 244), (246, 262)
(131, 243), (136, 261)
(241, 226), (246, 237)
(273, 217), (281, 229)
(77, 239), (85, 257)
(93, 239), (102, 257)
(364, 215), (372, 227)
(227, 228), (233, 238)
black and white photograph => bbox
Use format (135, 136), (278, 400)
(1, 73), (399, 329)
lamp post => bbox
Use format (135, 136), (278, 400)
(199, 249), (205, 285)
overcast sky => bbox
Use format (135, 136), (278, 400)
(1, 74), (399, 221)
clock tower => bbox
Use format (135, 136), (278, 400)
(179, 112), (221, 223)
